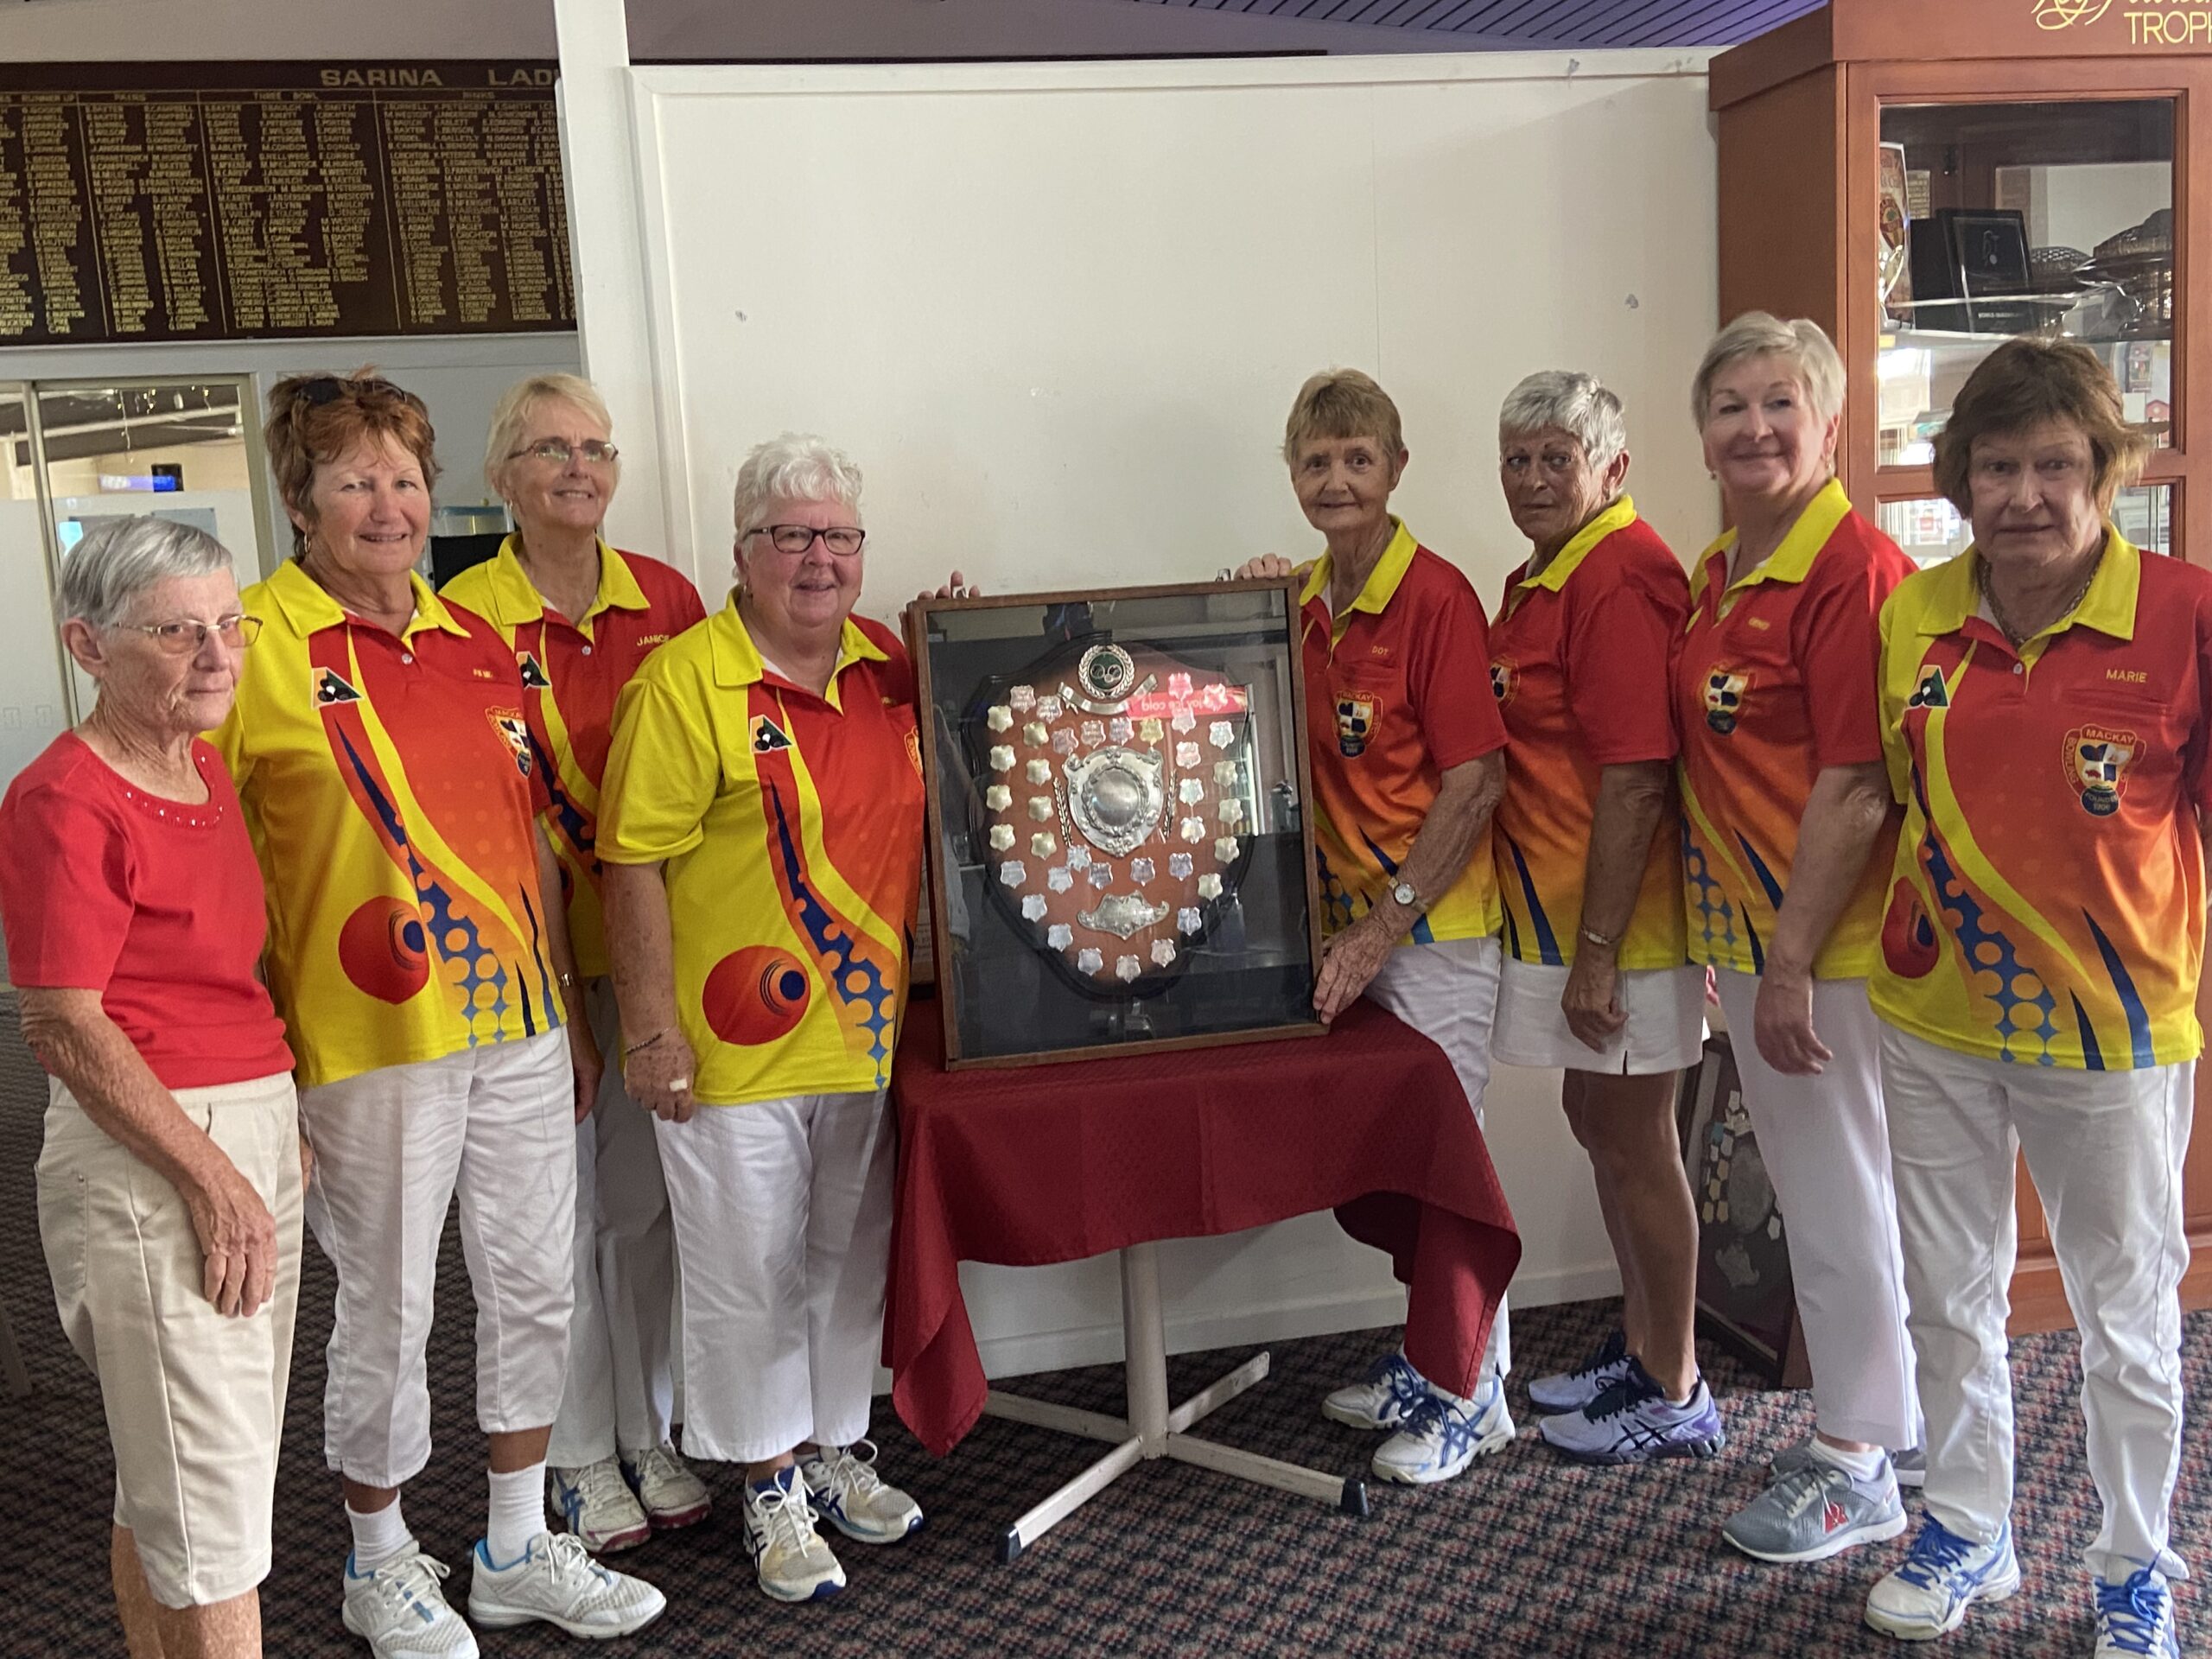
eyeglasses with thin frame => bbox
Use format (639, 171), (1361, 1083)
(745, 524), (867, 557)
(511, 437), (620, 467)
(115, 613), (264, 654)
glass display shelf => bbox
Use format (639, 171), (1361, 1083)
(1877, 97), (2173, 467)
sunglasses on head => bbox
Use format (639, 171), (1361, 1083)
(294, 375), (426, 411)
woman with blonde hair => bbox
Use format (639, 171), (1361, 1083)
(444, 373), (710, 1556)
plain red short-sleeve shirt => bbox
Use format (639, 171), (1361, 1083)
(0, 734), (293, 1090)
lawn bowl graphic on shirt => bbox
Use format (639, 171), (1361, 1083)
(967, 638), (1256, 996)
(1703, 668), (1750, 734)
(702, 944), (812, 1045)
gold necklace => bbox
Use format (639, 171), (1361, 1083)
(1980, 549), (2101, 651)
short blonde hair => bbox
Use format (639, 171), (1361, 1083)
(1933, 336), (2151, 518)
(1282, 369), (1404, 467)
(1691, 312), (1845, 430)
(484, 372), (617, 499)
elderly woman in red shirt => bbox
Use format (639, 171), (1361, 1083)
(0, 518), (300, 1659)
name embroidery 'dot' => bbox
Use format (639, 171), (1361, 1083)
(2064, 724), (2139, 817)
(1703, 668), (1750, 734)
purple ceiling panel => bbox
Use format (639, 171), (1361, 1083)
(1128, 0), (1823, 48)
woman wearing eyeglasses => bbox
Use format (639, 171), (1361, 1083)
(442, 375), (710, 1560)
(219, 371), (664, 1656)
(0, 518), (296, 1659)
(599, 434), (963, 1605)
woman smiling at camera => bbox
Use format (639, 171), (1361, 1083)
(1671, 314), (1922, 1569)
(443, 373), (711, 1559)
(1236, 369), (1511, 1490)
(1858, 337), (2202, 1659)
(221, 371), (662, 1657)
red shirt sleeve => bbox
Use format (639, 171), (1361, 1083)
(0, 778), (134, 992)
(1566, 543), (1690, 766)
(1793, 534), (1908, 772)
(1408, 563), (1507, 771)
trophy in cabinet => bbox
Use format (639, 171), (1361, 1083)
(910, 581), (1324, 1067)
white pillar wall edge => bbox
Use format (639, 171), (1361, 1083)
(554, 0), (693, 584)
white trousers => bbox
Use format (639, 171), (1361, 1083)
(548, 983), (678, 1467)
(1361, 934), (1510, 1381)
(1881, 1024), (2192, 1580)
(655, 1090), (896, 1465)
(297, 1028), (577, 1489)
(1714, 971), (1919, 1449)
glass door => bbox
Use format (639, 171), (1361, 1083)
(0, 384), (72, 786)
(29, 378), (269, 722)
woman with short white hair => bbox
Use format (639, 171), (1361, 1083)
(601, 435), (965, 1605)
(1, 518), (299, 1657)
(1476, 371), (1715, 1466)
(1672, 312), (1922, 1565)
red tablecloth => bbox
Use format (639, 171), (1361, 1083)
(884, 999), (1522, 1457)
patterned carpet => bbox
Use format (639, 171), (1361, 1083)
(0, 995), (2202, 1657)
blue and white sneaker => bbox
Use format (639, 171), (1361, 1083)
(741, 1465), (845, 1603)
(798, 1440), (923, 1544)
(1527, 1328), (1632, 1414)
(1864, 1516), (2021, 1640)
(1536, 1357), (1726, 1464)
(2094, 1566), (2180, 1658)
(1370, 1376), (1515, 1484)
(1321, 1351), (1434, 1432)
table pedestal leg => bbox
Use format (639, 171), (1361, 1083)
(986, 1240), (1369, 1563)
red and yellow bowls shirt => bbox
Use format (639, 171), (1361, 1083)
(1872, 531), (2212, 1069)
(1675, 480), (1914, 980)
(214, 560), (563, 1090)
(1299, 519), (1507, 944)
(442, 537), (705, 978)
(1488, 496), (1688, 969)
(597, 597), (925, 1106)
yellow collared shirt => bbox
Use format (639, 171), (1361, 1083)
(598, 595), (925, 1105)
(215, 560), (563, 1089)
(442, 538), (704, 976)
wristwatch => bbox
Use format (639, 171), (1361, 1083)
(1390, 878), (1422, 912)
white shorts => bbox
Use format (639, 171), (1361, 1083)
(38, 1071), (302, 1608)
(1491, 957), (1705, 1075)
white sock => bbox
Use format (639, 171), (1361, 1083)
(346, 1498), (412, 1574)
(486, 1465), (548, 1567)
(1808, 1438), (1889, 1483)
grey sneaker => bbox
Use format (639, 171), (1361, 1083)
(1723, 1460), (1908, 1563)
(1771, 1436), (1925, 1489)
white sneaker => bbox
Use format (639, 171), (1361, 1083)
(1865, 1517), (2021, 1641)
(1320, 1351), (1433, 1432)
(340, 1548), (480, 1658)
(548, 1456), (651, 1553)
(623, 1441), (712, 1530)
(1370, 1378), (1515, 1484)
(800, 1440), (925, 1543)
(466, 1531), (667, 1637)
(743, 1465), (846, 1603)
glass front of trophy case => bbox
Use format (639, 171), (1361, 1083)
(912, 582), (1323, 1067)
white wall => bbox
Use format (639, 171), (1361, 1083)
(583, 48), (1721, 1377)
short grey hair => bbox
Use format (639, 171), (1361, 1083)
(484, 372), (617, 498)
(733, 434), (863, 537)
(1498, 371), (1628, 473)
(57, 517), (233, 629)
(1692, 311), (1846, 429)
